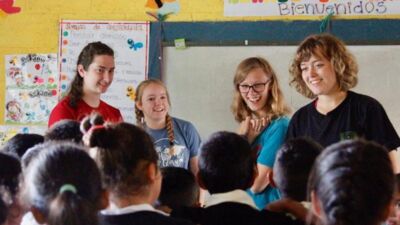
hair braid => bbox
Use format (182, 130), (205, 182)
(166, 114), (175, 154)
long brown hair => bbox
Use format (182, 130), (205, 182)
(231, 57), (290, 122)
(67, 42), (114, 108)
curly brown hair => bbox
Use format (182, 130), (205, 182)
(231, 57), (290, 123)
(289, 34), (358, 99)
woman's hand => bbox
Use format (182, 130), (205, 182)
(238, 116), (269, 143)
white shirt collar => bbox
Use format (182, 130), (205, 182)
(204, 189), (257, 209)
(101, 203), (168, 216)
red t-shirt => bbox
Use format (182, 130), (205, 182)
(48, 96), (123, 127)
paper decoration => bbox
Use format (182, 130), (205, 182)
(224, 0), (400, 18)
(0, 0), (21, 14)
(59, 20), (150, 123)
(145, 0), (180, 20)
(174, 38), (186, 50)
(4, 54), (58, 125)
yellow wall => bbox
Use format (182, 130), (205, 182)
(0, 0), (234, 124)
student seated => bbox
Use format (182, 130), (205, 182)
(1, 133), (44, 160)
(156, 167), (200, 213)
(267, 137), (322, 221)
(81, 114), (193, 225)
(0, 152), (24, 225)
(309, 139), (395, 225)
(171, 131), (303, 225)
(386, 174), (400, 225)
(44, 119), (83, 144)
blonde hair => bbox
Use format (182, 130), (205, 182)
(289, 33), (358, 99)
(231, 57), (291, 122)
(135, 79), (176, 148)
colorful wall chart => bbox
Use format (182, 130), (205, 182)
(59, 20), (150, 123)
(4, 54), (58, 125)
(224, 0), (400, 18)
(0, 125), (47, 146)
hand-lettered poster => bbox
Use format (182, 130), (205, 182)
(59, 20), (149, 123)
(4, 54), (58, 125)
(224, 0), (400, 18)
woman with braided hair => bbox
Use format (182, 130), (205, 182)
(135, 79), (201, 174)
(308, 139), (395, 225)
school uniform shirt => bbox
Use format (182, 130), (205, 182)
(145, 117), (201, 170)
(99, 203), (193, 225)
(171, 189), (303, 225)
(247, 117), (289, 210)
(286, 91), (400, 150)
(48, 96), (122, 127)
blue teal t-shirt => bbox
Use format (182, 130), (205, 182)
(145, 117), (201, 170)
(247, 116), (289, 209)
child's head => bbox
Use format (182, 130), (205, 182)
(83, 114), (161, 204)
(45, 119), (83, 144)
(232, 57), (290, 122)
(198, 131), (256, 194)
(289, 34), (358, 99)
(308, 139), (394, 225)
(24, 142), (103, 225)
(158, 167), (200, 209)
(0, 152), (22, 225)
(68, 42), (114, 108)
(1, 133), (44, 159)
(134, 79), (171, 126)
(273, 137), (322, 201)
(387, 174), (400, 225)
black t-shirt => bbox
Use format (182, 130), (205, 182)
(99, 211), (193, 225)
(286, 91), (400, 151)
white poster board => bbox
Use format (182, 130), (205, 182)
(59, 20), (150, 123)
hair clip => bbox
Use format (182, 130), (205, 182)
(59, 184), (77, 194)
(87, 125), (105, 134)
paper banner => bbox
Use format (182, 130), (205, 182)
(224, 0), (400, 18)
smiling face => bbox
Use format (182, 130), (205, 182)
(300, 54), (340, 97)
(136, 83), (170, 124)
(79, 54), (115, 96)
(239, 67), (271, 118)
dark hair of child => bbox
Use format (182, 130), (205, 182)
(158, 167), (199, 209)
(0, 152), (21, 224)
(273, 137), (322, 201)
(1, 133), (44, 159)
(308, 139), (395, 225)
(198, 131), (256, 194)
(81, 113), (158, 197)
(44, 119), (83, 144)
(24, 142), (103, 225)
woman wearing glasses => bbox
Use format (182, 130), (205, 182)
(231, 57), (291, 209)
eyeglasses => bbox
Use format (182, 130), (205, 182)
(238, 81), (270, 93)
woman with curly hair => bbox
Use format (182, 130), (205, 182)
(287, 33), (400, 173)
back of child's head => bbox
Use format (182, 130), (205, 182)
(45, 119), (83, 144)
(24, 142), (102, 225)
(81, 113), (158, 198)
(308, 139), (394, 225)
(0, 152), (22, 224)
(273, 137), (322, 201)
(158, 167), (199, 208)
(1, 133), (44, 159)
(198, 131), (255, 194)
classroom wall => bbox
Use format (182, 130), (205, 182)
(0, 0), (234, 124)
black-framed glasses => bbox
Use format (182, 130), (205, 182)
(238, 81), (270, 93)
